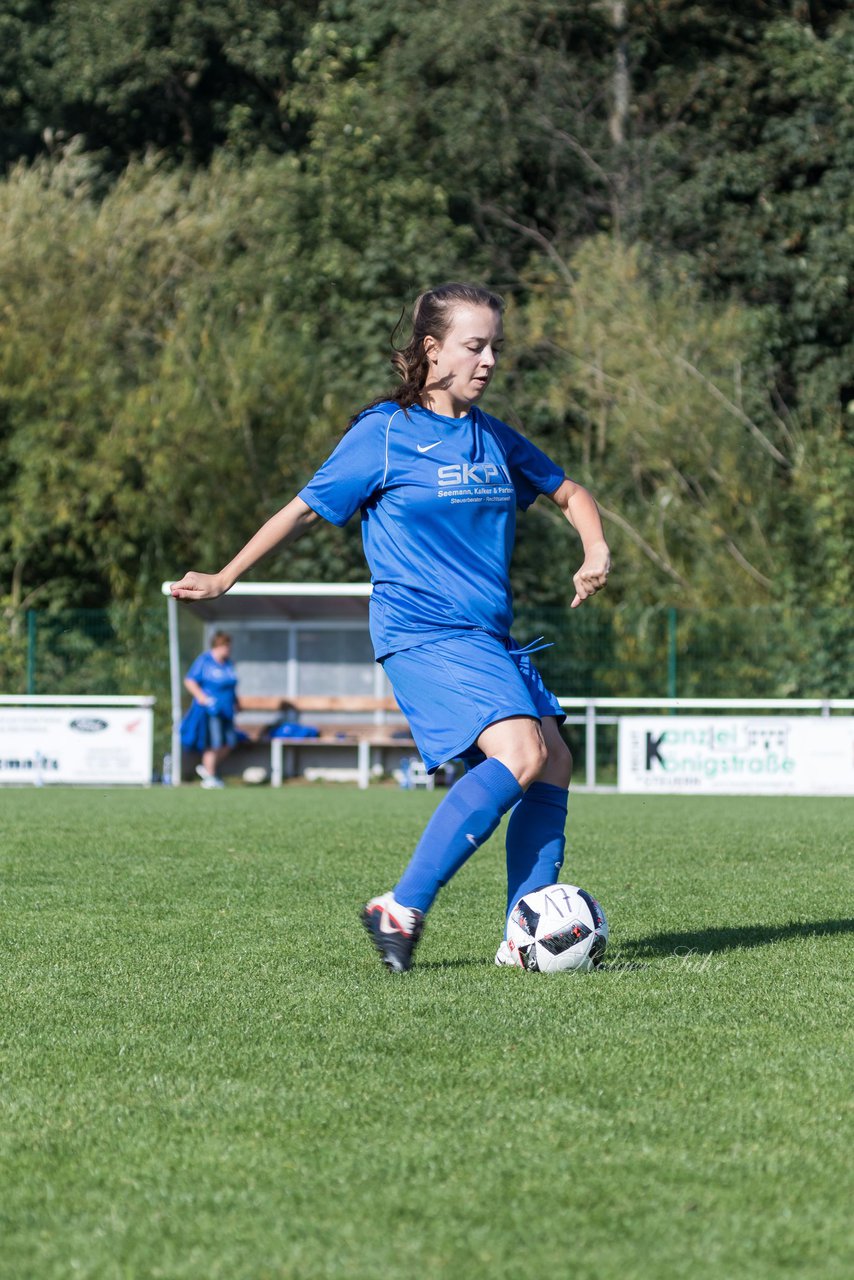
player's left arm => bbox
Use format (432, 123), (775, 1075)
(546, 478), (611, 608)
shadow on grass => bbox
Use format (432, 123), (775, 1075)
(619, 917), (854, 960)
(409, 920), (853, 975)
(418, 957), (489, 972)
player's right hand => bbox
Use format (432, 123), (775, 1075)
(170, 571), (226, 600)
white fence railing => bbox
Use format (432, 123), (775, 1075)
(556, 697), (854, 791)
(0, 696), (155, 707)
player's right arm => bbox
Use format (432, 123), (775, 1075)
(183, 677), (214, 706)
(170, 497), (321, 601)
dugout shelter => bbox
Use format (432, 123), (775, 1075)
(162, 582), (408, 785)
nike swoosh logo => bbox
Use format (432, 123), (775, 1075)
(416, 441), (441, 453)
(465, 834), (479, 849)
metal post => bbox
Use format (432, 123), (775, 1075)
(271, 738), (283, 787)
(26, 610), (36, 695)
(287, 626), (298, 699)
(373, 658), (386, 725)
(667, 607), (678, 700)
(358, 739), (370, 790)
(585, 701), (597, 789)
(167, 593), (183, 786)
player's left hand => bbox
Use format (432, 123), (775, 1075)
(571, 543), (610, 608)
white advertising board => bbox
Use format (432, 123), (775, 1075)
(618, 716), (854, 796)
(0, 706), (153, 785)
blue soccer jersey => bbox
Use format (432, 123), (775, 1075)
(298, 402), (565, 658)
(186, 651), (238, 718)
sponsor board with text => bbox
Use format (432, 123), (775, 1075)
(618, 716), (854, 795)
(0, 707), (153, 784)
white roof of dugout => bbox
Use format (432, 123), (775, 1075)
(160, 580), (372, 622)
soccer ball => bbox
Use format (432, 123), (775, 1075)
(506, 883), (608, 973)
(242, 765), (268, 785)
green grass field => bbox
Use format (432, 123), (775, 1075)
(1, 786), (851, 1280)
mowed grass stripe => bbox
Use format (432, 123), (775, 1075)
(1, 789), (851, 1279)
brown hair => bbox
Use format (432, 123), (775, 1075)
(210, 630), (232, 649)
(351, 282), (504, 424)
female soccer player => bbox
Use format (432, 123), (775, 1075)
(171, 282), (610, 972)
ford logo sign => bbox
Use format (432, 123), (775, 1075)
(69, 717), (108, 733)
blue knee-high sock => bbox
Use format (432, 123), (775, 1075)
(394, 758), (523, 914)
(504, 781), (568, 920)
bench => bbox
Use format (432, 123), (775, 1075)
(237, 695), (419, 789)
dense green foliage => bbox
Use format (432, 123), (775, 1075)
(2, 788), (852, 1278)
(0, 1), (851, 691)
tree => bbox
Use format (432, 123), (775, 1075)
(506, 237), (788, 608)
(636, 9), (854, 421)
(0, 152), (322, 608)
(0, 0), (320, 167)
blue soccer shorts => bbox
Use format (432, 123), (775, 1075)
(381, 629), (565, 772)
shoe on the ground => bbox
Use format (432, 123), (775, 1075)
(195, 763), (211, 781)
(361, 892), (424, 973)
(200, 776), (225, 789)
(495, 939), (521, 967)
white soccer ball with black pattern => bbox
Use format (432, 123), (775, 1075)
(506, 883), (608, 972)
